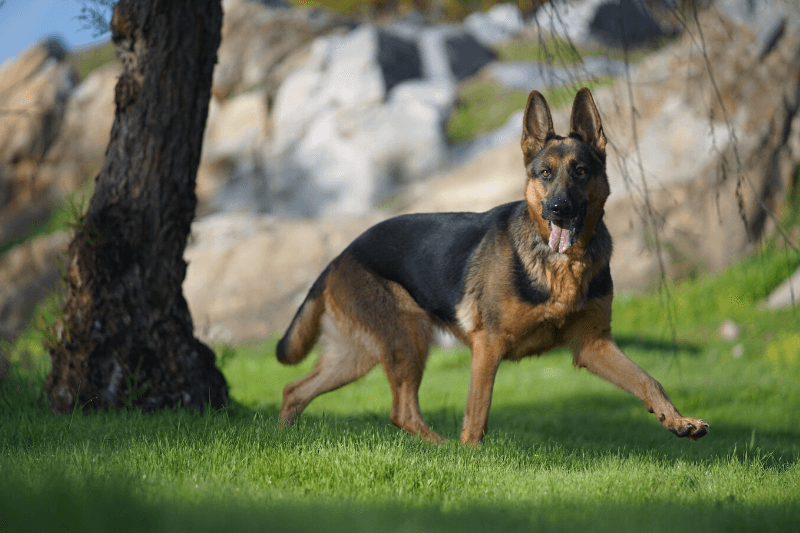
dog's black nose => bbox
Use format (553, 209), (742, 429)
(546, 196), (575, 219)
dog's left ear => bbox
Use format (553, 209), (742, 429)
(570, 88), (606, 154)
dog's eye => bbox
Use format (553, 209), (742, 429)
(541, 169), (551, 179)
(576, 166), (588, 176)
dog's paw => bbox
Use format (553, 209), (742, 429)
(277, 407), (297, 429)
(666, 417), (709, 440)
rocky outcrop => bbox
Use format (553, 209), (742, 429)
(0, 230), (69, 342)
(212, 0), (348, 101)
(184, 212), (383, 342)
(36, 63), (120, 202)
(0, 40), (77, 248)
(532, 0), (675, 49)
(410, 0), (800, 290)
(464, 3), (525, 46)
(196, 89), (271, 215)
(595, 0), (800, 287)
(202, 14), (495, 218)
(763, 268), (800, 309)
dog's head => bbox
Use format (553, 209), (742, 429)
(521, 88), (610, 254)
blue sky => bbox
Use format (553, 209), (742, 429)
(0, 0), (109, 66)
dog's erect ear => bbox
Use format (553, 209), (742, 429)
(522, 90), (554, 157)
(570, 87), (606, 154)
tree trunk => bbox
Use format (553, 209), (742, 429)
(46, 0), (228, 413)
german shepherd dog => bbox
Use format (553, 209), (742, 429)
(276, 88), (709, 444)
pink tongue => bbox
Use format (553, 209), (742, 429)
(549, 222), (571, 253)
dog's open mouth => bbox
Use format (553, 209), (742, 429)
(548, 221), (573, 254)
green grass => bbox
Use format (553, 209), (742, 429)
(495, 37), (595, 64)
(2, 224), (800, 531)
(446, 77), (615, 143)
(66, 41), (116, 81)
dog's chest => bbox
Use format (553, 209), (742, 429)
(501, 257), (595, 358)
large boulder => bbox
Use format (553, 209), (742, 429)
(204, 23), (462, 218)
(595, 0), (800, 287)
(532, 0), (671, 49)
(36, 63), (120, 201)
(0, 40), (77, 248)
(0, 230), (69, 343)
(196, 90), (271, 215)
(212, 0), (348, 101)
(762, 268), (800, 310)
(184, 212), (383, 342)
(464, 3), (525, 46)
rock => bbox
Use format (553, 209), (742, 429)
(443, 30), (496, 81)
(716, 0), (795, 58)
(0, 230), (69, 343)
(405, 135), (526, 215)
(589, 0), (666, 48)
(196, 90), (271, 214)
(229, 24), (456, 218)
(375, 30), (424, 92)
(37, 63), (120, 201)
(184, 212), (383, 342)
(532, 0), (668, 49)
(762, 268), (800, 309)
(464, 3), (525, 46)
(532, 0), (609, 47)
(417, 25), (495, 83)
(202, 10), (494, 220)
(718, 320), (741, 341)
(213, 0), (347, 101)
(272, 26), (392, 149)
(593, 2), (800, 287)
(0, 40), (77, 248)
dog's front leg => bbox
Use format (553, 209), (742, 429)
(573, 335), (709, 440)
(461, 330), (503, 444)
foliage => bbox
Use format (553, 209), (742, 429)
(75, 0), (115, 38)
(2, 233), (799, 532)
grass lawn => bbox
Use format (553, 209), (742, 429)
(2, 232), (799, 531)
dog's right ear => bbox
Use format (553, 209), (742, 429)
(522, 90), (554, 161)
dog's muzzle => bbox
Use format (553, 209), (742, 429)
(542, 197), (586, 254)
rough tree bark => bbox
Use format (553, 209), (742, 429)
(46, 0), (229, 412)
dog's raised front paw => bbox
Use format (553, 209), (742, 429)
(666, 417), (709, 440)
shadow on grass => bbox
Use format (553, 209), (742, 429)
(2, 467), (799, 533)
(614, 335), (702, 356)
(237, 386), (800, 466)
(3, 363), (797, 466)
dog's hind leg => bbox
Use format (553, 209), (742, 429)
(278, 308), (380, 427)
(374, 287), (442, 442)
(381, 338), (443, 443)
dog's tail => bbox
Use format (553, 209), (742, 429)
(276, 265), (329, 365)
